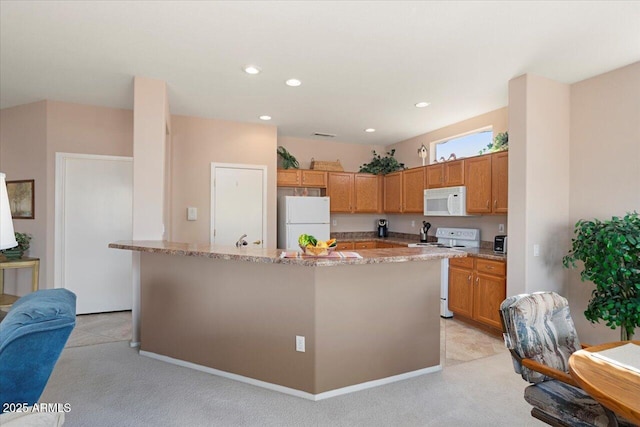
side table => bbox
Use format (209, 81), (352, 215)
(0, 257), (40, 308)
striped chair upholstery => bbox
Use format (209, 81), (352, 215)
(500, 292), (633, 427)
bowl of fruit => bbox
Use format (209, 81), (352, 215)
(298, 234), (338, 256)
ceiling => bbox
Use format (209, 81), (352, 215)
(1, 1), (639, 145)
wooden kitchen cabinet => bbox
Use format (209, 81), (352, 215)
(491, 151), (508, 213)
(277, 169), (327, 188)
(402, 167), (425, 213)
(335, 241), (354, 250)
(448, 256), (506, 330)
(327, 172), (353, 213)
(383, 171), (403, 213)
(425, 160), (465, 189)
(354, 241), (376, 250)
(465, 156), (493, 213)
(353, 174), (382, 213)
(465, 152), (508, 214)
(328, 172), (382, 213)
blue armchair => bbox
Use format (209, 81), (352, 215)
(0, 289), (76, 412)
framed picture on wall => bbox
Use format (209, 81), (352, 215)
(7, 179), (35, 219)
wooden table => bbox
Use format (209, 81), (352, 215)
(569, 340), (640, 425)
(0, 257), (40, 308)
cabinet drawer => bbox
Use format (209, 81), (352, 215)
(476, 259), (506, 276)
(354, 241), (376, 250)
(449, 257), (474, 269)
(335, 241), (354, 250)
(376, 242), (393, 248)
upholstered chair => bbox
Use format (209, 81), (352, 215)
(500, 292), (633, 427)
(0, 289), (76, 412)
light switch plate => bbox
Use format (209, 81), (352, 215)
(187, 207), (197, 221)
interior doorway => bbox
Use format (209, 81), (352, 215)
(55, 153), (133, 314)
(210, 163), (266, 248)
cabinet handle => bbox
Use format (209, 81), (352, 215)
(468, 275), (472, 283)
(485, 265), (494, 270)
(475, 277), (479, 285)
(494, 200), (498, 209)
(486, 200), (490, 209)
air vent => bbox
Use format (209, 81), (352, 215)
(313, 132), (336, 138)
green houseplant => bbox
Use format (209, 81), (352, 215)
(0, 232), (32, 259)
(277, 146), (299, 169)
(562, 212), (640, 340)
(479, 131), (508, 155)
(359, 149), (405, 175)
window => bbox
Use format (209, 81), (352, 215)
(431, 128), (493, 163)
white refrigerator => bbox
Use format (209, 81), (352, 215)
(277, 196), (331, 250)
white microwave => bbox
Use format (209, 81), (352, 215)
(424, 186), (469, 216)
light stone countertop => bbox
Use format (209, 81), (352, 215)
(109, 240), (467, 267)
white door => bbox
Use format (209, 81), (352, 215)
(55, 153), (133, 314)
(211, 163), (266, 248)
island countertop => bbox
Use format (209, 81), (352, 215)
(109, 240), (466, 267)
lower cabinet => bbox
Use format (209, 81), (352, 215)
(354, 241), (376, 250)
(448, 256), (506, 330)
(335, 241), (355, 250)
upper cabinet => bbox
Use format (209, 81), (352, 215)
(383, 171), (403, 213)
(402, 167), (425, 213)
(327, 172), (382, 213)
(465, 152), (508, 214)
(425, 159), (465, 188)
(277, 169), (327, 188)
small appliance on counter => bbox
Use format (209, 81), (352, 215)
(420, 221), (431, 242)
(377, 219), (389, 238)
(494, 235), (508, 254)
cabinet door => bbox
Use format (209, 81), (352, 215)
(425, 164), (444, 189)
(354, 241), (376, 249)
(383, 171), (403, 213)
(448, 267), (474, 318)
(491, 151), (508, 213)
(335, 241), (354, 250)
(444, 160), (465, 186)
(465, 155), (492, 213)
(301, 170), (327, 188)
(402, 168), (425, 213)
(354, 174), (381, 213)
(473, 273), (506, 329)
(277, 169), (301, 187)
(327, 172), (353, 213)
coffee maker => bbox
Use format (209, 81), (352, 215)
(377, 219), (389, 238)
(420, 221), (431, 243)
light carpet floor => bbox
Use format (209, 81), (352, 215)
(41, 341), (544, 426)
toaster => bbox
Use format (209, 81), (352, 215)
(494, 235), (508, 254)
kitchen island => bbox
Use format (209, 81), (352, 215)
(109, 241), (465, 400)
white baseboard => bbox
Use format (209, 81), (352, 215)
(139, 350), (442, 401)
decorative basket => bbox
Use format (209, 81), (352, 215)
(299, 245), (336, 257)
(310, 158), (344, 172)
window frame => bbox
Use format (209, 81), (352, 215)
(429, 126), (493, 164)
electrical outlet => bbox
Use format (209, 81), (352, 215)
(296, 335), (305, 352)
(187, 207), (197, 221)
(533, 244), (540, 257)
(498, 224), (505, 233)
(332, 219), (337, 226)
(411, 220), (415, 227)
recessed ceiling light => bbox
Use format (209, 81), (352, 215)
(244, 65), (261, 75)
(415, 102), (431, 108)
(259, 115), (271, 121)
(285, 79), (302, 87)
(364, 128), (376, 133)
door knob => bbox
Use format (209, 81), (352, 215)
(253, 240), (262, 245)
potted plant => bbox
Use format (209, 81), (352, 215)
(277, 146), (299, 169)
(0, 232), (32, 259)
(359, 149), (406, 175)
(562, 212), (640, 340)
(478, 131), (508, 155)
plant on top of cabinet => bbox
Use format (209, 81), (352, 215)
(478, 132), (508, 155)
(359, 149), (405, 175)
(277, 146), (299, 169)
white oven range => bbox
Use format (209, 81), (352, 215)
(408, 227), (480, 318)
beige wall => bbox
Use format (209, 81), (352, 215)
(568, 61), (640, 344)
(507, 74), (571, 297)
(277, 136), (384, 172)
(170, 115), (278, 247)
(0, 101), (47, 295)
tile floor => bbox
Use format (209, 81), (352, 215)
(67, 311), (506, 366)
